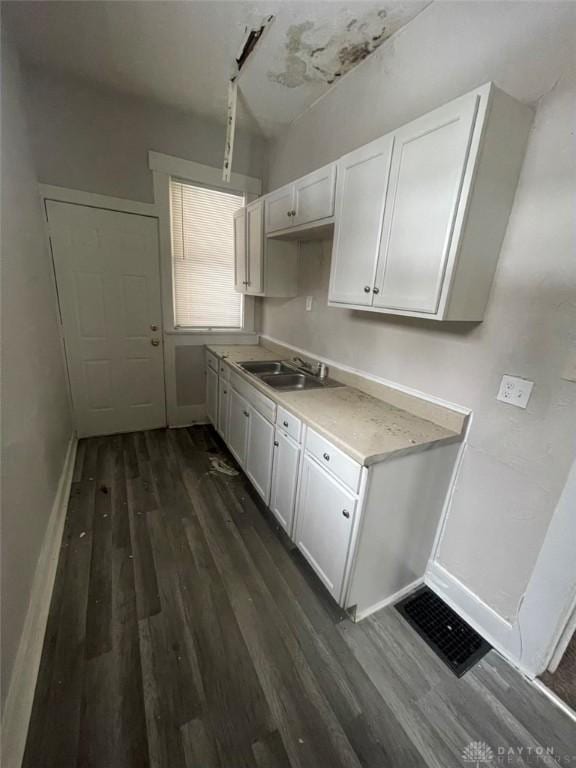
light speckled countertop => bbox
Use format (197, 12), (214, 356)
(207, 345), (461, 465)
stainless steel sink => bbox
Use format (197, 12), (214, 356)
(239, 360), (293, 374)
(259, 372), (342, 391)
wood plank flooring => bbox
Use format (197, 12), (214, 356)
(23, 426), (576, 768)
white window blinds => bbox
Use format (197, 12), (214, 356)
(170, 178), (244, 328)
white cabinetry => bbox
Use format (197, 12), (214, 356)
(206, 365), (218, 427)
(228, 388), (249, 466)
(295, 453), (357, 602)
(264, 163), (336, 238)
(246, 408), (275, 503)
(234, 198), (298, 298)
(217, 377), (230, 440)
(329, 135), (394, 306)
(328, 83), (533, 321)
(270, 428), (301, 535)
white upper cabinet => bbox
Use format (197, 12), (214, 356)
(293, 164), (336, 228)
(246, 201), (264, 294)
(264, 163), (336, 238)
(265, 184), (294, 233)
(374, 92), (478, 314)
(327, 83), (533, 321)
(329, 135), (394, 306)
(234, 198), (298, 298)
(233, 208), (246, 292)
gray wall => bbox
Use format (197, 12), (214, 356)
(23, 65), (268, 203)
(262, 1), (576, 621)
(1, 35), (73, 707)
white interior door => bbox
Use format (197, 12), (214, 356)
(47, 201), (165, 437)
(374, 93), (479, 314)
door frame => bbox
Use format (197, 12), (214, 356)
(39, 184), (168, 433)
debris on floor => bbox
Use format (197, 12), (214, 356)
(209, 455), (239, 476)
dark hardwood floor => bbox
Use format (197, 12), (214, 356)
(23, 426), (576, 768)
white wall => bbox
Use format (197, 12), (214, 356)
(1, 34), (73, 708)
(23, 65), (268, 203)
(262, 1), (576, 623)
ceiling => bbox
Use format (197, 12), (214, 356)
(5, 1), (430, 137)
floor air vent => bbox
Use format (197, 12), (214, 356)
(395, 586), (491, 677)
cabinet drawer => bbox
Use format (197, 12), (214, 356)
(206, 350), (219, 373)
(305, 429), (361, 493)
(275, 406), (302, 443)
(230, 371), (276, 423)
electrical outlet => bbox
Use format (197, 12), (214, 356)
(305, 296), (313, 311)
(496, 374), (534, 409)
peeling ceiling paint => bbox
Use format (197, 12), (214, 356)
(269, 9), (393, 89)
(5, 1), (431, 138)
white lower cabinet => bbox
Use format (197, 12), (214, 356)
(228, 388), (249, 466)
(270, 429), (300, 535)
(294, 453), (357, 603)
(206, 366), (218, 427)
(217, 377), (230, 440)
(245, 408), (275, 504)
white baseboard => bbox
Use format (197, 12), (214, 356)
(1, 433), (78, 768)
(531, 679), (576, 724)
(425, 561), (525, 672)
(353, 578), (424, 622)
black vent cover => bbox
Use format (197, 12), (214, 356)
(396, 586), (491, 677)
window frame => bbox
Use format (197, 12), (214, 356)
(150, 151), (261, 337)
(169, 176), (246, 331)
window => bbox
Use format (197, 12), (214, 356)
(170, 178), (245, 328)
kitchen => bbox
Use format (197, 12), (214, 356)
(2, 2), (575, 767)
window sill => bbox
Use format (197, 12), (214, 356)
(164, 328), (257, 336)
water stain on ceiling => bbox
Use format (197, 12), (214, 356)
(269, 8), (392, 88)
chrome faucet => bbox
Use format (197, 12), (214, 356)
(292, 357), (329, 380)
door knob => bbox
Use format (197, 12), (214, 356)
(150, 324), (158, 331)
(342, 509), (350, 519)
(363, 286), (371, 293)
(323, 452), (330, 461)
(372, 287), (380, 295)
(273, 441), (279, 447)
(151, 338), (160, 346)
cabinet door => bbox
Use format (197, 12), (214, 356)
(293, 164), (336, 228)
(264, 185), (294, 233)
(245, 407), (274, 504)
(218, 377), (230, 440)
(270, 430), (300, 536)
(295, 454), (356, 603)
(246, 200), (264, 294)
(374, 93), (479, 314)
(233, 207), (247, 292)
(328, 135), (394, 306)
(228, 388), (249, 467)
(206, 366), (219, 427)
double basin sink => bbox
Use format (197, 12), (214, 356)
(238, 360), (343, 392)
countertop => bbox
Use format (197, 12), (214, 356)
(206, 345), (461, 466)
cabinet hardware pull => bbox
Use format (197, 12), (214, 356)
(291, 210), (296, 216)
(342, 510), (350, 519)
(151, 338), (160, 346)
(223, 389), (227, 394)
(363, 286), (371, 293)
(287, 211), (292, 217)
(283, 420), (289, 427)
(273, 441), (279, 447)
(243, 410), (249, 417)
(150, 324), (159, 331)
(372, 287), (380, 294)
(323, 452), (330, 461)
